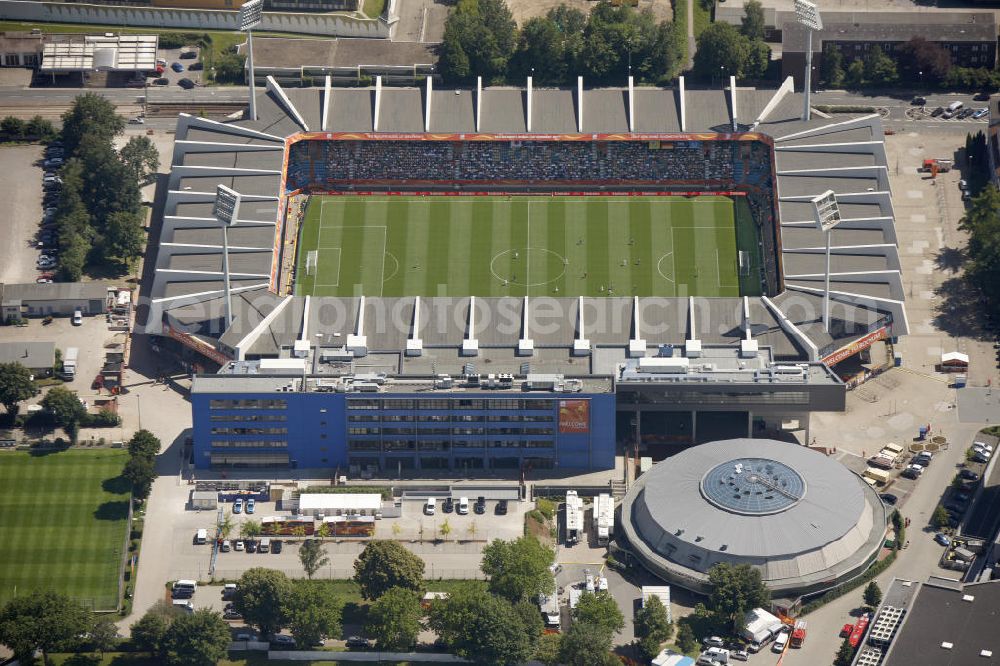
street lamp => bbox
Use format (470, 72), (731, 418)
(213, 184), (243, 329)
(238, 0), (264, 121)
(794, 0), (823, 122)
(811, 189), (842, 333)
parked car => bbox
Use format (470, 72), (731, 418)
(178, 78), (196, 89)
(223, 609), (242, 620)
(37, 257), (57, 269)
(35, 277), (52, 284)
(235, 632), (256, 642)
(973, 91), (991, 101)
(930, 106), (945, 117)
(346, 636), (371, 649)
(442, 497), (454, 513)
(703, 636), (725, 648)
(180, 50), (198, 59)
(153, 78), (169, 86)
(973, 441), (994, 453)
(840, 623), (854, 638)
(958, 469), (980, 482)
(270, 635), (296, 648)
(129, 116), (145, 124)
(934, 532), (951, 546)
(973, 107), (990, 119)
(233, 498), (243, 514)
(730, 649), (750, 662)
(271, 539), (282, 554)
(234, 540), (245, 551)
(457, 496), (469, 515)
(954, 491), (971, 503)
(188, 62), (204, 71)
(246, 498), (255, 514)
(972, 452), (990, 463)
(911, 96), (926, 105)
(496, 499), (508, 515)
(71, 309), (82, 326)
(959, 107), (976, 119)
(879, 493), (898, 506)
(246, 539), (258, 553)
(474, 496), (486, 514)
(170, 62), (184, 72)
(220, 540), (231, 552)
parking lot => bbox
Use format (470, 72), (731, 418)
(150, 47), (204, 90)
(0, 145), (49, 285)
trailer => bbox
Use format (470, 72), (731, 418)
(593, 493), (614, 545)
(538, 593), (561, 629)
(790, 620), (807, 648)
(565, 491), (584, 545)
(60, 347), (78, 381)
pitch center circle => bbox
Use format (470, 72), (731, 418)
(490, 247), (568, 287)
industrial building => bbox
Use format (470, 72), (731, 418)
(1, 282), (108, 317)
(148, 75), (907, 472)
(618, 438), (889, 599)
(0, 341), (55, 377)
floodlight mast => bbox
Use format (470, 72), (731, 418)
(213, 185), (242, 330)
(811, 189), (841, 334)
(794, 0), (823, 122)
(238, 0), (264, 121)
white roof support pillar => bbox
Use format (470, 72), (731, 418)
(347, 295), (368, 356)
(686, 296), (701, 357)
(762, 295), (819, 361)
(577, 76), (584, 133)
(730, 75), (738, 131)
(321, 75), (331, 131)
(627, 75), (635, 132)
(740, 296), (758, 358)
(629, 296), (647, 357)
(406, 296), (423, 356)
(518, 296), (534, 356)
(475, 76), (482, 132)
(293, 294), (311, 358)
(233, 295), (293, 361)
(424, 76), (433, 132)
(462, 297), (479, 356)
(573, 296), (591, 356)
(373, 76), (382, 131)
(678, 76), (687, 132)
(526, 76), (533, 132)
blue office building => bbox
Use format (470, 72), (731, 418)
(193, 369), (617, 473)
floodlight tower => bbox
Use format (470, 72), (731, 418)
(238, 0), (264, 121)
(213, 184), (242, 329)
(811, 189), (842, 334)
(794, 0), (823, 122)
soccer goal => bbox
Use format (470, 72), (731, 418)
(305, 250), (319, 276)
(738, 250), (750, 277)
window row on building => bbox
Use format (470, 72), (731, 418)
(209, 399), (288, 410)
(349, 455), (556, 470)
(347, 439), (556, 451)
(348, 414), (554, 423)
(347, 426), (555, 436)
(346, 398), (557, 411)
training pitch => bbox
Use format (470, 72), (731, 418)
(0, 450), (130, 610)
(294, 195), (761, 298)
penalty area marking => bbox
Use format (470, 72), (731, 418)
(383, 252), (399, 283)
(656, 252), (675, 284)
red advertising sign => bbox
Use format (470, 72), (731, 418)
(290, 131), (769, 144)
(822, 327), (889, 367)
(559, 400), (590, 434)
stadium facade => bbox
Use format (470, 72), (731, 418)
(144, 75), (906, 472)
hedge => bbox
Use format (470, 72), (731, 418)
(800, 551), (897, 616)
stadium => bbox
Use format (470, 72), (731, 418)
(618, 438), (889, 599)
(144, 75), (906, 473)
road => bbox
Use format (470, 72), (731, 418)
(811, 90), (990, 134)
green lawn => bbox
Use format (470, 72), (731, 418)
(295, 195), (759, 298)
(0, 449), (130, 611)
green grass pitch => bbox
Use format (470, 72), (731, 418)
(0, 450), (130, 610)
(294, 195), (762, 298)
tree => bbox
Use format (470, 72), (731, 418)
(535, 631), (562, 666)
(234, 568), (292, 637)
(429, 584), (540, 666)
(573, 592), (624, 637)
(822, 45), (845, 87)
(0, 362), (37, 416)
(846, 58), (866, 87)
(366, 587), (423, 650)
(510, 17), (566, 83)
(864, 581), (883, 609)
(635, 595), (673, 659)
(707, 563), (770, 628)
(130, 601), (180, 657)
(959, 186), (1000, 321)
(123, 453), (157, 499)
(933, 504), (951, 530)
(676, 622), (697, 653)
(439, 0), (516, 84)
(88, 615), (120, 657)
(746, 40), (771, 80)
(161, 609), (231, 666)
(481, 535), (555, 603)
(694, 22), (750, 81)
(220, 514), (235, 541)
(897, 36), (952, 85)
(128, 429), (161, 458)
(26, 116), (55, 140)
(353, 540), (425, 600)
(101, 210), (145, 269)
(558, 621), (620, 666)
(61, 93), (124, 157)
(284, 581), (342, 648)
(240, 519), (262, 539)
(213, 53), (246, 84)
(41, 386), (86, 428)
(834, 636), (856, 666)
(0, 116), (25, 139)
(0, 590), (90, 664)
(299, 539), (330, 579)
(119, 135), (160, 183)
(864, 46), (898, 86)
(740, 0), (765, 41)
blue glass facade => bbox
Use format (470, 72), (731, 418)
(193, 390), (617, 473)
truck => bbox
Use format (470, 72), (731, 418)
(790, 620), (807, 648)
(538, 593), (561, 629)
(921, 158), (953, 174)
(593, 493), (614, 545)
(565, 491), (584, 545)
(60, 347), (78, 381)
(742, 607), (783, 646)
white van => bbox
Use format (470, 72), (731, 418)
(195, 528), (207, 544)
(772, 631), (789, 653)
(457, 497), (469, 515)
(258, 537), (271, 553)
(172, 599), (194, 612)
(424, 498), (436, 515)
(173, 579), (197, 593)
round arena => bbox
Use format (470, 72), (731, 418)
(619, 438), (889, 599)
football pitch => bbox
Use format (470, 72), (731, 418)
(0, 450), (130, 610)
(294, 195), (761, 298)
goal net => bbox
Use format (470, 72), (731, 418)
(305, 250), (318, 276)
(738, 251), (750, 277)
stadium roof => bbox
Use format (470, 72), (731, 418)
(620, 438), (888, 596)
(143, 76), (907, 370)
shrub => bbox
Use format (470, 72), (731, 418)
(535, 498), (556, 520)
